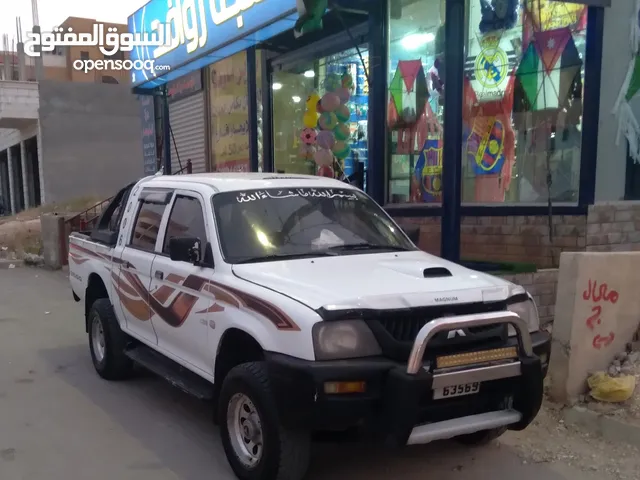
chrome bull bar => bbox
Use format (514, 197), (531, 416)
(404, 311), (535, 446)
(406, 310), (533, 375)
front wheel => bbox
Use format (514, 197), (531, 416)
(219, 362), (311, 480)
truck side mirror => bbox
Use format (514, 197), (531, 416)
(169, 236), (202, 265)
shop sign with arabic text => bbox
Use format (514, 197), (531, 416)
(127, 0), (297, 86)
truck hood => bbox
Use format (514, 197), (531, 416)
(231, 251), (514, 311)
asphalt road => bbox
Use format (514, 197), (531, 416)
(0, 267), (615, 480)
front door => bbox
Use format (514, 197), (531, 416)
(148, 191), (213, 374)
(113, 187), (172, 345)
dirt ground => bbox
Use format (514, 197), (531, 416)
(0, 220), (42, 256)
(0, 196), (102, 257)
(500, 400), (640, 480)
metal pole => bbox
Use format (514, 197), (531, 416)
(440, 0), (465, 263)
(162, 86), (172, 175)
(247, 47), (259, 172)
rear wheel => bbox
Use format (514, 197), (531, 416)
(88, 298), (133, 380)
(219, 362), (311, 480)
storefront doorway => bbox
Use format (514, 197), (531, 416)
(265, 18), (369, 189)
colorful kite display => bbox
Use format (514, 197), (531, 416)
(612, 0), (640, 163)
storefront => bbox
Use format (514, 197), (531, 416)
(167, 70), (208, 174)
(128, 0), (609, 267)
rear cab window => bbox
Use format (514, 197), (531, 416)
(129, 189), (173, 253)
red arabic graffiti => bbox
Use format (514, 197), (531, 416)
(582, 279), (619, 304)
(582, 279), (618, 349)
(592, 333), (615, 350)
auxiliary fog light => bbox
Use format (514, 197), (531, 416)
(436, 346), (518, 369)
(324, 381), (366, 394)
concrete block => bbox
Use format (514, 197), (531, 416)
(564, 406), (640, 447)
(40, 214), (65, 270)
(0, 259), (22, 269)
(548, 252), (640, 404)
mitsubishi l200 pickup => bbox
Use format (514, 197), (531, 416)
(68, 173), (550, 480)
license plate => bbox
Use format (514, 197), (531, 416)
(433, 382), (481, 399)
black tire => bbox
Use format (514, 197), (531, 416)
(455, 426), (507, 446)
(219, 362), (311, 480)
(88, 298), (133, 381)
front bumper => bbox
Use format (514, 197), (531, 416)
(266, 311), (550, 447)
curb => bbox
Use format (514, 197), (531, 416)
(563, 406), (640, 447)
(0, 259), (23, 269)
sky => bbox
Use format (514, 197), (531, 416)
(0, 0), (149, 47)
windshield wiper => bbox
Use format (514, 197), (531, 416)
(325, 243), (413, 252)
(233, 251), (338, 264)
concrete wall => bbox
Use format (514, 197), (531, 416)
(586, 201), (640, 251)
(38, 80), (144, 203)
(0, 81), (39, 125)
(549, 252), (640, 404)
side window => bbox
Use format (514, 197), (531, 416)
(130, 200), (167, 252)
(163, 195), (208, 255)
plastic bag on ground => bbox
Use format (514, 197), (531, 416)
(587, 372), (636, 403)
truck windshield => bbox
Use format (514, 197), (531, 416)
(212, 187), (416, 264)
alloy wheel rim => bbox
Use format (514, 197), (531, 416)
(227, 392), (264, 468)
(91, 314), (106, 363)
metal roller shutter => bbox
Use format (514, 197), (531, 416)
(169, 91), (207, 174)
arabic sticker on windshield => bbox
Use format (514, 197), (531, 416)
(235, 188), (358, 203)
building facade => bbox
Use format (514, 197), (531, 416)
(0, 17), (140, 214)
(129, 0), (624, 269)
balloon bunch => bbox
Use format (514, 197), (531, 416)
(298, 72), (354, 178)
(298, 93), (321, 166)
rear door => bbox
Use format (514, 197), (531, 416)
(113, 187), (172, 345)
(149, 189), (214, 373)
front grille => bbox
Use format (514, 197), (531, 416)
(364, 301), (509, 362)
(374, 301), (507, 342)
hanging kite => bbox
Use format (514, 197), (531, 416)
(612, 0), (640, 163)
(513, 26), (583, 127)
(388, 60), (441, 154)
(522, 0), (586, 51)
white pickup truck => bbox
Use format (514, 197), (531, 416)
(68, 173), (550, 480)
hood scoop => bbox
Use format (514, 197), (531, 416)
(423, 267), (452, 278)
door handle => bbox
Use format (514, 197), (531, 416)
(154, 270), (164, 280)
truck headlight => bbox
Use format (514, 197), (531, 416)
(507, 293), (540, 336)
(312, 320), (382, 361)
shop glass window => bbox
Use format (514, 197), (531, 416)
(387, 0), (447, 204)
(386, 0), (587, 205)
(271, 47), (369, 189)
(209, 51), (250, 172)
